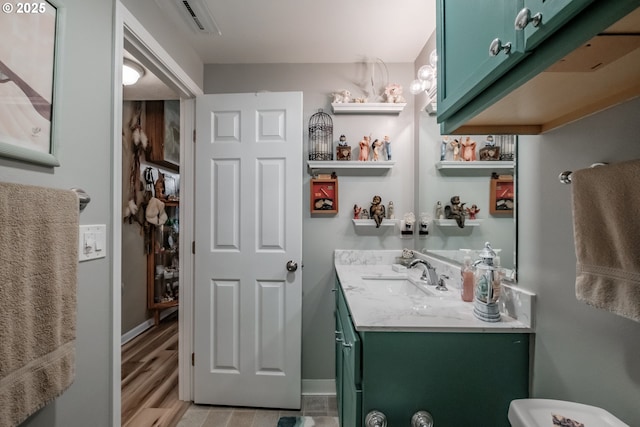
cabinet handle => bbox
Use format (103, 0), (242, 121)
(342, 342), (353, 348)
(335, 337), (344, 343)
(515, 8), (542, 30)
(489, 38), (512, 56)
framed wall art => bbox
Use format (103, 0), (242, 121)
(490, 176), (514, 215)
(310, 177), (338, 214)
(0, 0), (63, 166)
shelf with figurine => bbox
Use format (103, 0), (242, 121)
(330, 85), (407, 114)
(436, 135), (516, 172)
(433, 197), (482, 229)
(308, 134), (396, 173)
(353, 196), (398, 229)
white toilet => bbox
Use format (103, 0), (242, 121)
(508, 398), (629, 427)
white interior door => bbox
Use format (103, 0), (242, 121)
(194, 92), (303, 409)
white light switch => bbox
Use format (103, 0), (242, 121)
(79, 224), (106, 262)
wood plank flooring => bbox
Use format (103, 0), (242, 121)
(122, 314), (190, 427)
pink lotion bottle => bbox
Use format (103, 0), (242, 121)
(461, 255), (474, 302)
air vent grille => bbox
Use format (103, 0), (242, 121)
(181, 1), (206, 31)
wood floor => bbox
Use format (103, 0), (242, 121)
(122, 314), (190, 427)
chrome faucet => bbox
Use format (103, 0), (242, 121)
(408, 259), (438, 286)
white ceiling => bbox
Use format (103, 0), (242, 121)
(157, 0), (437, 64)
(123, 0), (437, 99)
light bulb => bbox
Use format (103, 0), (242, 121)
(429, 49), (438, 68)
(409, 79), (424, 95)
(122, 59), (144, 86)
(417, 65), (434, 82)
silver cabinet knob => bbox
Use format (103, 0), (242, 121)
(489, 38), (512, 56)
(286, 260), (298, 272)
(365, 410), (387, 427)
(515, 7), (542, 30)
(411, 411), (434, 427)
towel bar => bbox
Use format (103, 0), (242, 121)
(71, 188), (90, 211)
(558, 162), (607, 184)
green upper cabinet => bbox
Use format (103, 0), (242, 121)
(518, 0), (596, 50)
(436, 0), (640, 134)
(437, 0), (526, 121)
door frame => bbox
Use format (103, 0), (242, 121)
(112, 2), (202, 424)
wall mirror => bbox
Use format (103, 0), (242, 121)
(418, 130), (517, 280)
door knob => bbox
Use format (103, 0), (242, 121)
(489, 38), (512, 56)
(515, 8), (542, 30)
(286, 260), (298, 272)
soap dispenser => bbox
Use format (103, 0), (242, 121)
(472, 242), (501, 322)
(460, 255), (474, 302)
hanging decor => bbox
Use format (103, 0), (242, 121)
(308, 109), (333, 161)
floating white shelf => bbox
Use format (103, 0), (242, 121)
(434, 219), (482, 227)
(308, 160), (395, 172)
(352, 219), (398, 228)
(436, 161), (514, 170)
(331, 102), (406, 114)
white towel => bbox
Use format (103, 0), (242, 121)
(571, 159), (640, 322)
(0, 182), (78, 427)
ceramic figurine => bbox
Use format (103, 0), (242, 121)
(466, 204), (480, 220)
(387, 201), (395, 219)
(403, 212), (416, 232)
(479, 135), (500, 161)
(444, 195), (466, 228)
(372, 138), (383, 161)
(435, 201), (444, 219)
(154, 171), (166, 200)
(384, 83), (406, 103)
(440, 136), (449, 161)
(361, 208), (369, 219)
(332, 89), (351, 103)
(353, 204), (362, 219)
(370, 195), (386, 228)
(419, 212), (430, 234)
(460, 136), (477, 161)
(383, 135), (391, 160)
(450, 138), (460, 161)
(359, 136), (371, 161)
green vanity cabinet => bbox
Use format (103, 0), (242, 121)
(436, 0), (640, 134)
(335, 281), (530, 427)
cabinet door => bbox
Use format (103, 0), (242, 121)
(341, 353), (362, 427)
(519, 0), (595, 50)
(437, 0), (526, 121)
(334, 312), (344, 420)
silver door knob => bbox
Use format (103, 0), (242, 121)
(489, 38), (512, 56)
(286, 260), (298, 272)
(515, 8), (542, 30)
(411, 411), (434, 427)
(365, 410), (387, 427)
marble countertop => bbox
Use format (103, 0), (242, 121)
(335, 250), (533, 333)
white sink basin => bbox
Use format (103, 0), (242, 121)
(509, 399), (629, 427)
(361, 278), (436, 297)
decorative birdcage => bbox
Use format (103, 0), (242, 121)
(308, 109), (333, 161)
(495, 135), (516, 161)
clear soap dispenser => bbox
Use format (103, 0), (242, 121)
(472, 242), (501, 322)
(461, 255), (474, 302)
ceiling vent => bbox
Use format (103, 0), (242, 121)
(155, 0), (222, 36)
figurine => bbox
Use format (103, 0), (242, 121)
(444, 195), (466, 228)
(435, 201), (444, 219)
(479, 135), (500, 161)
(384, 83), (406, 103)
(460, 136), (477, 161)
(371, 138), (383, 161)
(440, 136), (449, 161)
(419, 212), (430, 234)
(387, 201), (395, 219)
(403, 212), (416, 233)
(466, 204), (480, 220)
(331, 90), (351, 103)
(353, 204), (362, 219)
(359, 135), (371, 161)
(154, 171), (166, 200)
(361, 208), (369, 219)
(383, 135), (391, 160)
(370, 195), (386, 228)
(450, 138), (460, 161)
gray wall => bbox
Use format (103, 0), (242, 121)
(518, 97), (640, 426)
(0, 0), (114, 425)
(204, 63), (417, 379)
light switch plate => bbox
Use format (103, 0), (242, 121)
(79, 224), (106, 262)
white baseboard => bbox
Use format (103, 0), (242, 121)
(302, 379), (336, 396)
(121, 307), (178, 345)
